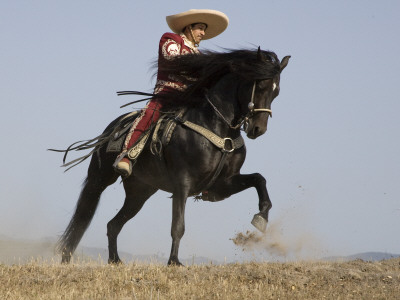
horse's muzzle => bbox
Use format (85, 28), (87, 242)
(246, 122), (267, 139)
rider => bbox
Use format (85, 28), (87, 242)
(114, 9), (229, 177)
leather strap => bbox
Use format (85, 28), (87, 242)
(179, 119), (244, 152)
(204, 151), (229, 191)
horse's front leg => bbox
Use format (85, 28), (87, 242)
(206, 173), (271, 232)
(168, 189), (188, 266)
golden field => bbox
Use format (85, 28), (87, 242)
(1, 258), (399, 300)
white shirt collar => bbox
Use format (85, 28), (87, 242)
(180, 33), (199, 53)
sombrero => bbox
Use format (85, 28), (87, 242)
(166, 9), (229, 40)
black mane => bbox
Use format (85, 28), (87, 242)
(156, 48), (281, 108)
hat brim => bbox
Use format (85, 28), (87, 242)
(166, 9), (229, 40)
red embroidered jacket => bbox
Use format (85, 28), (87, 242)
(154, 32), (200, 94)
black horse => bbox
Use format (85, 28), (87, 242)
(56, 48), (290, 265)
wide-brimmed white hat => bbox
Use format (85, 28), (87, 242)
(166, 9), (229, 40)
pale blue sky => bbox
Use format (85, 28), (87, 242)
(1, 1), (399, 262)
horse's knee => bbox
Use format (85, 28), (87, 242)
(253, 173), (266, 186)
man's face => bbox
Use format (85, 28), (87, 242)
(185, 23), (207, 44)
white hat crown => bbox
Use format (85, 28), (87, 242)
(166, 9), (229, 40)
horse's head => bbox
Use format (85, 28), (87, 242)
(240, 50), (290, 139)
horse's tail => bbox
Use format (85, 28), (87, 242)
(55, 113), (131, 262)
(57, 173), (109, 262)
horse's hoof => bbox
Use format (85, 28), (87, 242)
(108, 258), (123, 265)
(251, 213), (267, 233)
(61, 255), (71, 264)
(168, 259), (184, 267)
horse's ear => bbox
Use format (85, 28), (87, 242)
(257, 46), (263, 61)
(280, 55), (291, 72)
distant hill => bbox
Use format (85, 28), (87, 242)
(324, 252), (400, 262)
(1, 236), (398, 265)
(77, 245), (219, 265)
(0, 236), (219, 265)
(0, 236), (56, 264)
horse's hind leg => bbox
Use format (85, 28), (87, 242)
(107, 178), (157, 264)
(59, 154), (119, 263)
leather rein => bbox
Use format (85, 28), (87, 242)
(206, 81), (272, 131)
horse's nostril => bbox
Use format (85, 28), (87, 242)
(253, 125), (267, 137)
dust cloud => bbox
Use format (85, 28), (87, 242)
(231, 218), (323, 261)
(0, 237), (59, 264)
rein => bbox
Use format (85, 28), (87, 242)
(205, 81), (273, 131)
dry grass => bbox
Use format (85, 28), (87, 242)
(1, 258), (399, 299)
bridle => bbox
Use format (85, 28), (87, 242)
(248, 81), (273, 116)
(206, 80), (273, 130)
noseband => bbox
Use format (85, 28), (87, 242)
(247, 81), (272, 116)
(206, 81), (273, 130)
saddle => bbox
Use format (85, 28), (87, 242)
(106, 109), (185, 159)
(107, 108), (245, 162)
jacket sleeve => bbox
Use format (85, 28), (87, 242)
(159, 33), (183, 60)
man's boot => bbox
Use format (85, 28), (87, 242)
(113, 155), (132, 177)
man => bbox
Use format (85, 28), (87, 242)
(114, 9), (229, 177)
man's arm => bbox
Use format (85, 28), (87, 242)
(159, 33), (183, 60)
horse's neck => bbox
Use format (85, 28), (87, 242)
(193, 82), (241, 136)
(211, 76), (241, 119)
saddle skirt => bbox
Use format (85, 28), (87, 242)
(106, 110), (185, 160)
